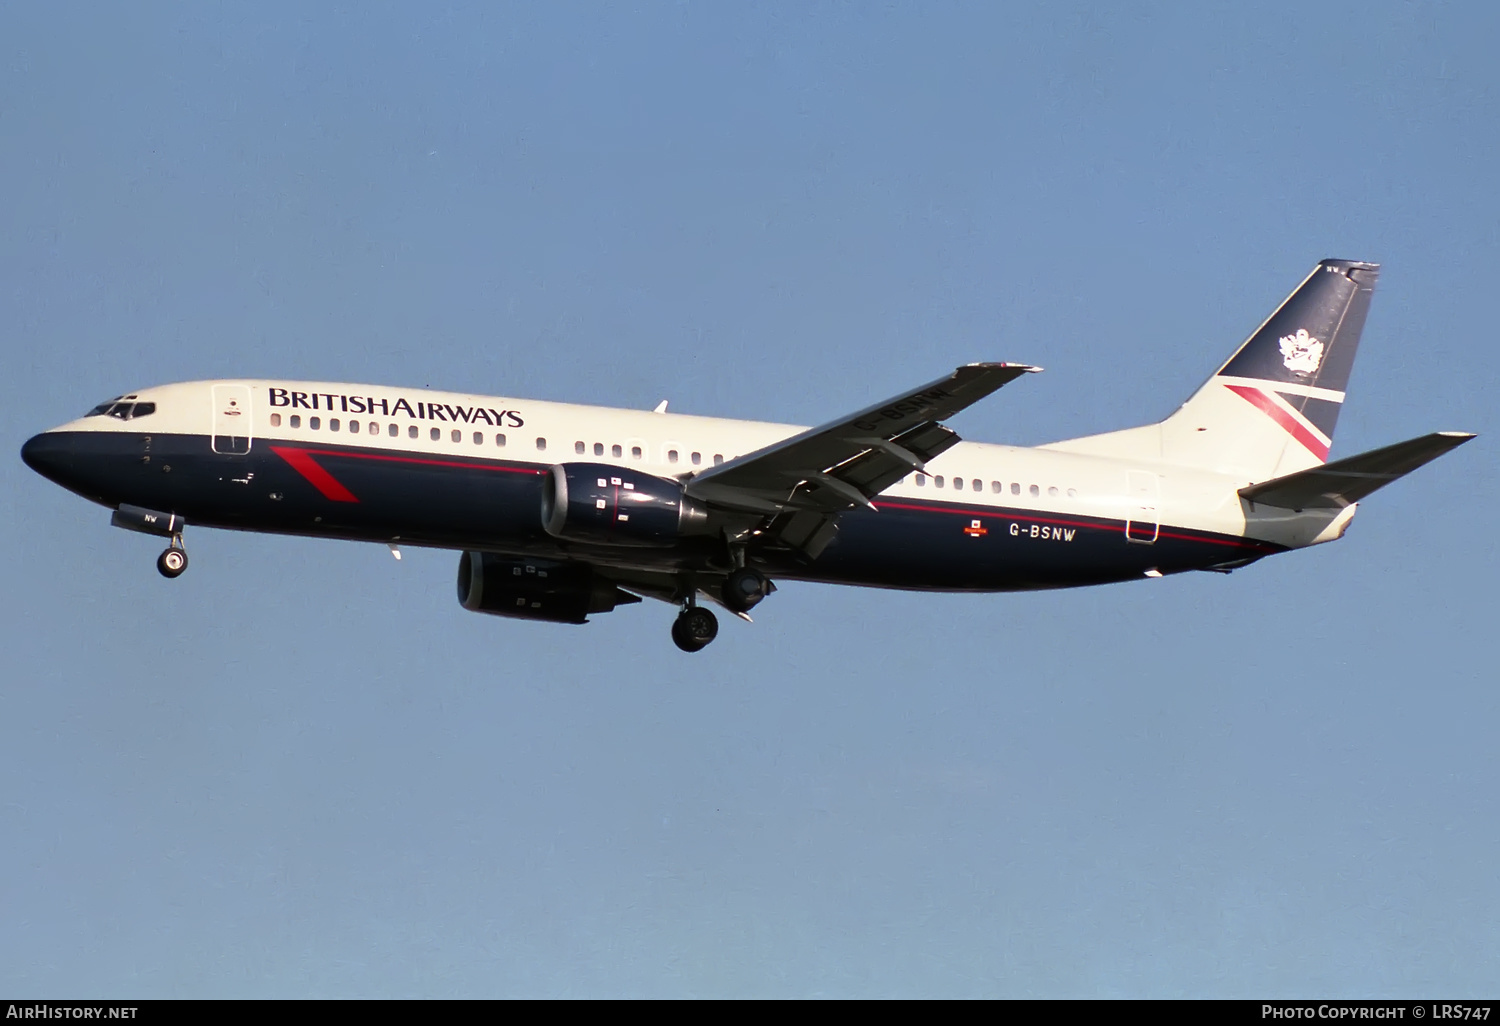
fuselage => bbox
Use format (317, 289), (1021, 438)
(20, 379), (1355, 593)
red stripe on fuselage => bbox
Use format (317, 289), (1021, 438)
(1224, 384), (1330, 461)
(871, 499), (1280, 553)
(266, 445), (1278, 556)
(270, 446), (361, 502)
(273, 444), (549, 504)
(270, 445), (547, 503)
(292, 448), (548, 474)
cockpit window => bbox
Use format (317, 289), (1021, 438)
(85, 397), (124, 416)
(84, 399), (155, 420)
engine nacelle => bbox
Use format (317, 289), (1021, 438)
(541, 462), (712, 547)
(457, 552), (640, 624)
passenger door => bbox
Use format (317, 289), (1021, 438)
(211, 384), (253, 455)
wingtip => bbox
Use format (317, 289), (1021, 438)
(963, 362), (1043, 373)
(1437, 431), (1478, 441)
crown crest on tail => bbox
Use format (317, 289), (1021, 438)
(1278, 328), (1324, 376)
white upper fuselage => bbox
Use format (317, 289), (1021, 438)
(45, 379), (1353, 553)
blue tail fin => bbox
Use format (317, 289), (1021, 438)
(1045, 260), (1381, 480)
(1213, 259), (1378, 442)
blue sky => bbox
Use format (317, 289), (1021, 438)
(2, 2), (1496, 997)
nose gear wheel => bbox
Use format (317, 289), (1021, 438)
(156, 535), (188, 579)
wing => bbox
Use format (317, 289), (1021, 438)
(686, 362), (1039, 556)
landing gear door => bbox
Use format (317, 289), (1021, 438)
(1125, 470), (1159, 544)
(211, 384), (253, 455)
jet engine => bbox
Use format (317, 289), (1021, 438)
(541, 462), (713, 547)
(457, 552), (640, 624)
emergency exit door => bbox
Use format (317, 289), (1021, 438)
(1125, 470), (1159, 544)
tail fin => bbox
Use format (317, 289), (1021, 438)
(1047, 259), (1380, 480)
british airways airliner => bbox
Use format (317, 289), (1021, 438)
(21, 260), (1473, 651)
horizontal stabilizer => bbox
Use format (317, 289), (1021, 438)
(1239, 431), (1475, 510)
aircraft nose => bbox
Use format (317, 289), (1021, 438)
(21, 432), (74, 483)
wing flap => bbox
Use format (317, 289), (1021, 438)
(1239, 431), (1475, 510)
(685, 363), (1036, 517)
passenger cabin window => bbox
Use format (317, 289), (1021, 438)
(1029, 484), (1040, 497)
(1011, 482), (1020, 495)
(691, 452), (702, 466)
(388, 423), (398, 437)
(668, 450), (679, 464)
(430, 427), (441, 441)
(407, 425), (417, 438)
(594, 443), (604, 456)
(451, 429), (461, 443)
(934, 476), (944, 488)
(973, 479), (982, 492)
(270, 413), (282, 427)
(310, 417), (320, 429)
(575, 441), (586, 454)
(349, 420), (360, 433)
(991, 481), (1001, 493)
(536, 437), (547, 451)
(474, 432), (483, 445)
(369, 422), (379, 436)
(1067, 488), (1077, 498)
(1048, 486), (1058, 497)
(631, 445), (642, 459)
(496, 434), (507, 447)
(290, 415), (301, 428)
(915, 474), (926, 486)
(612, 444), (623, 458)
(714, 454), (724, 466)
(330, 419), (340, 432)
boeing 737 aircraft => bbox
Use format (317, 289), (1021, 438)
(21, 259), (1474, 651)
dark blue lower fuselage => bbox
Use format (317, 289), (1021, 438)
(22, 430), (1282, 591)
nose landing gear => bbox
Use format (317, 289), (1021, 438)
(110, 505), (189, 579)
(156, 536), (188, 579)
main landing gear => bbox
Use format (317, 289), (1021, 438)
(671, 605), (719, 653)
(156, 536), (188, 579)
(669, 567), (774, 652)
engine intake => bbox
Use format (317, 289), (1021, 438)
(541, 462), (712, 547)
(457, 552), (640, 624)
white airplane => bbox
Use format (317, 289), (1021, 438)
(22, 259), (1473, 651)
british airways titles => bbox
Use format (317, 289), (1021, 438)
(268, 388), (524, 428)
